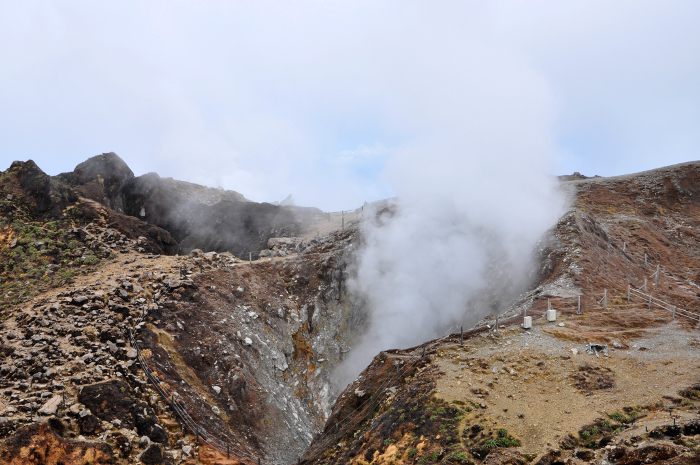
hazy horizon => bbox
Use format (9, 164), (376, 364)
(1, 1), (699, 211)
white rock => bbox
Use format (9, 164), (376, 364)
(571, 348), (579, 355)
(243, 337), (253, 346)
(212, 385), (222, 395)
(38, 395), (62, 415)
(212, 405), (221, 415)
(126, 348), (138, 359)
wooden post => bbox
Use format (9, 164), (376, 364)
(421, 346), (426, 358)
(654, 264), (660, 286)
(577, 295), (582, 315)
(547, 299), (551, 311)
(603, 289), (608, 309)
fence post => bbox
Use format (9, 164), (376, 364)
(622, 241), (626, 253)
(644, 253), (648, 266)
(654, 264), (660, 286)
(643, 277), (647, 292)
(460, 326), (463, 346)
(627, 284), (631, 303)
(577, 295), (582, 315)
(604, 289), (608, 309)
(249, 252), (252, 263)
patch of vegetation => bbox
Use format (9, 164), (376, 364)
(579, 418), (622, 449)
(608, 406), (645, 425)
(679, 384), (700, 400)
(0, 204), (109, 308)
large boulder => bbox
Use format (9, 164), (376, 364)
(78, 379), (136, 427)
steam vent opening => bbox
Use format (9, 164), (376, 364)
(2, 4), (700, 465)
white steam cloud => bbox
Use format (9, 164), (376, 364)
(337, 44), (568, 383)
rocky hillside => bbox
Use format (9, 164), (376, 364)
(301, 162), (700, 465)
(58, 153), (329, 258)
(1, 157), (698, 465)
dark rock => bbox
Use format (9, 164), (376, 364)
(147, 423), (169, 444)
(59, 152), (134, 211)
(534, 450), (565, 465)
(78, 379), (136, 427)
(608, 444), (678, 465)
(78, 413), (101, 435)
(2, 160), (76, 217)
(139, 443), (163, 464)
(683, 420), (700, 436)
(111, 431), (133, 458)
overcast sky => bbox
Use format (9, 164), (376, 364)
(1, 1), (698, 210)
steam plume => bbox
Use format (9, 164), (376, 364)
(337, 50), (568, 385)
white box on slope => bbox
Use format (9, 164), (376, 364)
(522, 316), (532, 329)
(546, 309), (557, 322)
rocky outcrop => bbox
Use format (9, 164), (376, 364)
(0, 160), (77, 218)
(58, 153), (328, 257)
(58, 152), (134, 211)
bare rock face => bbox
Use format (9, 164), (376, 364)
(119, 172), (320, 257)
(57, 153), (327, 257)
(1, 160), (76, 217)
(60, 152), (135, 211)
